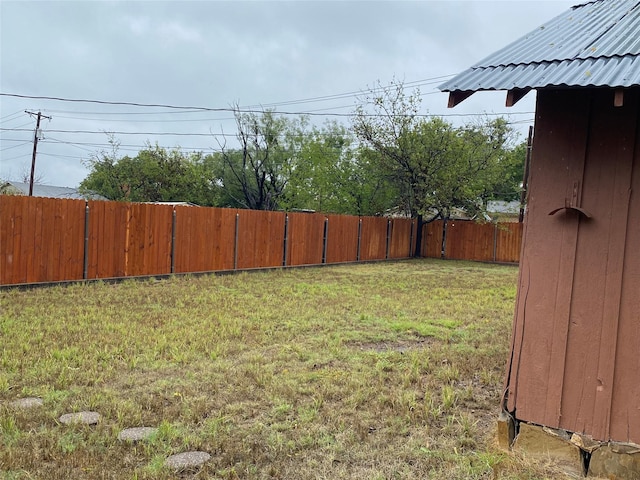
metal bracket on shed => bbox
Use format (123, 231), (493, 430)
(549, 180), (593, 219)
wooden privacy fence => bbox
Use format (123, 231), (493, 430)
(0, 196), (523, 286)
(0, 196), (419, 286)
(421, 219), (523, 263)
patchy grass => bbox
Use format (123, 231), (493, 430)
(1, 259), (566, 479)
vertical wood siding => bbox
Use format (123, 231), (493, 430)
(506, 88), (640, 443)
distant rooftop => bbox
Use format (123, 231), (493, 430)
(0, 181), (107, 200)
(440, 0), (640, 100)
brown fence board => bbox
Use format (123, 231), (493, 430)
(0, 196), (85, 284)
(1, 195), (22, 284)
(174, 206), (236, 273)
(495, 223), (523, 263)
(57, 199), (85, 282)
(87, 201), (128, 279)
(286, 212), (325, 266)
(388, 218), (414, 259)
(325, 214), (359, 263)
(126, 203), (173, 277)
(422, 220), (444, 258)
(1, 196), (523, 286)
(236, 209), (286, 269)
(359, 217), (389, 261)
(445, 220), (495, 262)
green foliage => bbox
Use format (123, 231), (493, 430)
(282, 122), (395, 215)
(80, 138), (220, 205)
(352, 79), (524, 220)
(79, 93), (525, 218)
(215, 108), (306, 210)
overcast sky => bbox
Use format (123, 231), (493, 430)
(1, 0), (576, 189)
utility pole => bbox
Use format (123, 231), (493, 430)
(25, 110), (52, 196)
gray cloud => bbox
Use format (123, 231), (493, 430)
(1, 0), (575, 187)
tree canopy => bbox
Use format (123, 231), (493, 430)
(79, 139), (220, 206)
(352, 79), (523, 221)
(80, 85), (525, 222)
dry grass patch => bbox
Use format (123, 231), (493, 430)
(1, 259), (567, 479)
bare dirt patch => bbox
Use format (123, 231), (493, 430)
(350, 338), (434, 353)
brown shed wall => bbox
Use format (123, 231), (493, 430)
(506, 88), (640, 443)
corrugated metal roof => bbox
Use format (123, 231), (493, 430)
(440, 0), (640, 92)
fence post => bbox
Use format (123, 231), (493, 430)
(283, 214), (289, 267)
(234, 213), (239, 270)
(171, 209), (177, 273)
(493, 222), (498, 263)
(357, 218), (362, 261)
(322, 217), (328, 264)
(409, 220), (414, 258)
(385, 219), (391, 260)
(441, 219), (448, 259)
(83, 202), (89, 280)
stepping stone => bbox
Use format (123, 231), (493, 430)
(10, 397), (43, 408)
(164, 451), (211, 470)
(118, 427), (157, 442)
(59, 411), (101, 425)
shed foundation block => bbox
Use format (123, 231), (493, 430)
(588, 442), (640, 479)
(505, 419), (640, 479)
(512, 423), (584, 477)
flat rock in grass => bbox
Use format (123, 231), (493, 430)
(10, 397), (43, 409)
(164, 451), (211, 470)
(59, 411), (101, 425)
(118, 427), (157, 442)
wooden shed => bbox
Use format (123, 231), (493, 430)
(440, 1), (640, 477)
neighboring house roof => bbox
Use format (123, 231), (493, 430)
(487, 200), (521, 215)
(439, 0), (640, 95)
(0, 181), (108, 200)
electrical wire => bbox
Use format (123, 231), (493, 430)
(0, 141), (32, 152)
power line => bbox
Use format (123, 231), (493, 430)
(0, 127), (236, 137)
(2, 88), (478, 118)
(1, 141), (32, 152)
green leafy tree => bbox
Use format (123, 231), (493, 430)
(282, 122), (395, 215)
(352, 80), (521, 220)
(79, 139), (220, 205)
(489, 140), (526, 202)
(215, 107), (306, 210)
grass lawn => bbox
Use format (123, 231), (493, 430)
(0, 259), (565, 479)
